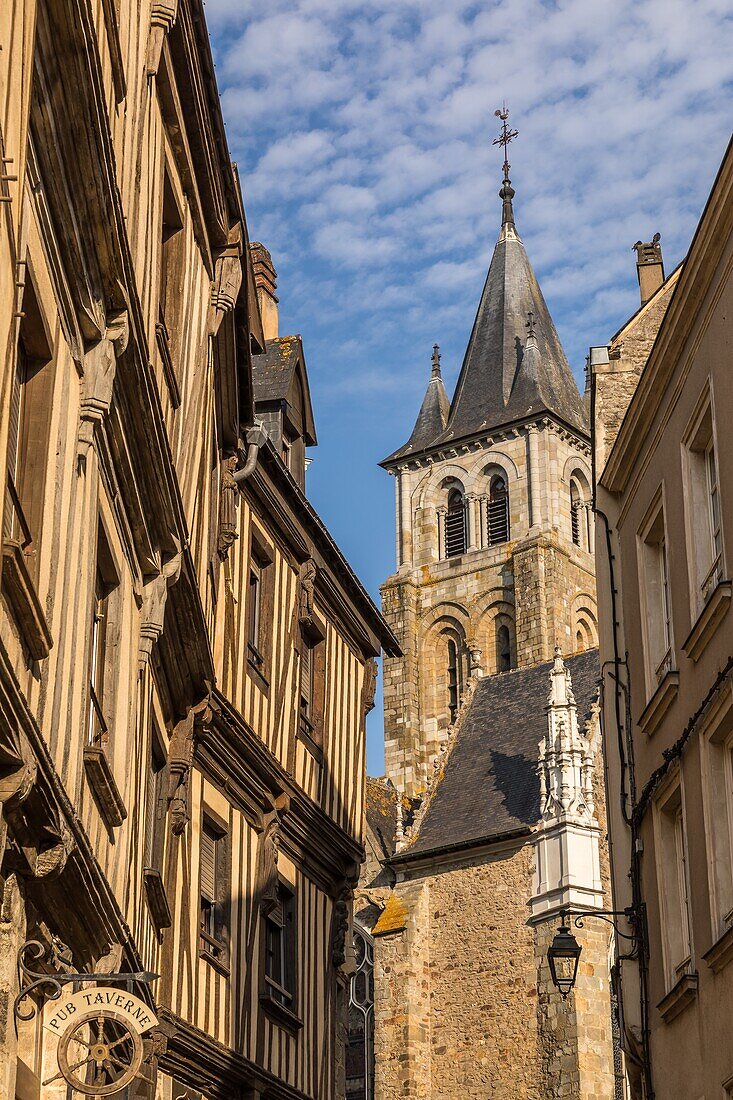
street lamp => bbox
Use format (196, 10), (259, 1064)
(547, 917), (582, 998)
(547, 906), (640, 998)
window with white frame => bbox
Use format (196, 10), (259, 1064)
(701, 698), (733, 940)
(638, 497), (673, 694)
(683, 394), (724, 613)
(654, 780), (692, 988)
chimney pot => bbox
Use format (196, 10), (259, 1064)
(250, 242), (279, 341)
(632, 233), (664, 306)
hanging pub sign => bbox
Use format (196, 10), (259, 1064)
(43, 986), (158, 1096)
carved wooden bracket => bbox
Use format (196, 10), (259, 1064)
(211, 227), (243, 329)
(146, 0), (178, 75)
(78, 310), (129, 459)
(166, 700), (210, 836)
(217, 455), (239, 561)
(331, 883), (353, 970)
(361, 658), (378, 717)
(298, 559), (317, 629)
(138, 548), (182, 669)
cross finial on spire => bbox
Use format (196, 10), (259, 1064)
(431, 343), (441, 378)
(493, 104), (518, 227)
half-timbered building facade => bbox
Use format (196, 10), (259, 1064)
(0, 3), (396, 1099)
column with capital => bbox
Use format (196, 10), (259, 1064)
(398, 468), (412, 569)
(527, 424), (542, 528)
(437, 507), (447, 561)
(466, 494), (478, 551)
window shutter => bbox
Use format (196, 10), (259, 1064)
(301, 640), (312, 705)
(200, 827), (216, 903)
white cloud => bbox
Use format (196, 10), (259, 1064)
(206, 0), (732, 407)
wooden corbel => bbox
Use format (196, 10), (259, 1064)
(78, 309), (129, 460)
(361, 658), (378, 718)
(298, 559), (317, 629)
(138, 547), (182, 669)
(210, 225), (243, 331)
(217, 455), (239, 561)
(146, 0), (178, 76)
(166, 698), (211, 836)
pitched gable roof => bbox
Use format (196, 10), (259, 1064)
(252, 335), (317, 446)
(394, 649), (600, 860)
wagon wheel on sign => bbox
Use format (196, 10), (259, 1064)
(49, 1009), (145, 1096)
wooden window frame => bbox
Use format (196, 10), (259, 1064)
(682, 385), (727, 619)
(637, 489), (674, 701)
(247, 530), (274, 690)
(653, 776), (694, 990)
(298, 618), (326, 758)
(199, 810), (231, 974)
(260, 877), (301, 1030)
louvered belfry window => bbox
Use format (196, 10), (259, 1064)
(487, 475), (509, 545)
(445, 488), (467, 558)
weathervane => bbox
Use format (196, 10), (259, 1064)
(493, 105), (519, 183)
(493, 105), (518, 227)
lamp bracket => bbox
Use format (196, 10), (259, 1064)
(14, 939), (159, 1024)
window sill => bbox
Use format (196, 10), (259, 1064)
(683, 580), (732, 662)
(83, 744), (127, 828)
(259, 992), (303, 1033)
(143, 868), (172, 932)
(297, 723), (323, 763)
(156, 317), (181, 409)
(2, 540), (53, 660)
(198, 947), (230, 978)
(247, 645), (270, 692)
(657, 971), (698, 1023)
(638, 670), (680, 738)
(703, 923), (733, 974)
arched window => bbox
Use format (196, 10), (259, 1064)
(447, 638), (461, 722)
(487, 474), (509, 545)
(569, 473), (591, 550)
(576, 629), (585, 653)
(445, 487), (467, 558)
(347, 928), (374, 1100)
(496, 623), (512, 672)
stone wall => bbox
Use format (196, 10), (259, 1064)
(372, 842), (615, 1099)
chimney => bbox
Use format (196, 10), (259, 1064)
(250, 242), (278, 341)
(632, 233), (664, 306)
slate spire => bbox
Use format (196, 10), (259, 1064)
(432, 142), (587, 444)
(381, 116), (587, 468)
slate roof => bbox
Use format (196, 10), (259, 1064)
(365, 776), (420, 859)
(252, 335), (317, 445)
(382, 200), (587, 467)
(396, 649), (600, 860)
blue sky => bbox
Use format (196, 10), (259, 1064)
(205, 0), (733, 775)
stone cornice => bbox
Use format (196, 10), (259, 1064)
(384, 413), (591, 475)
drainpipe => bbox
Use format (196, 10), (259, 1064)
(589, 345), (654, 1100)
(233, 423), (269, 484)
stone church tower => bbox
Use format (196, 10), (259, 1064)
(351, 139), (617, 1100)
(380, 158), (597, 798)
